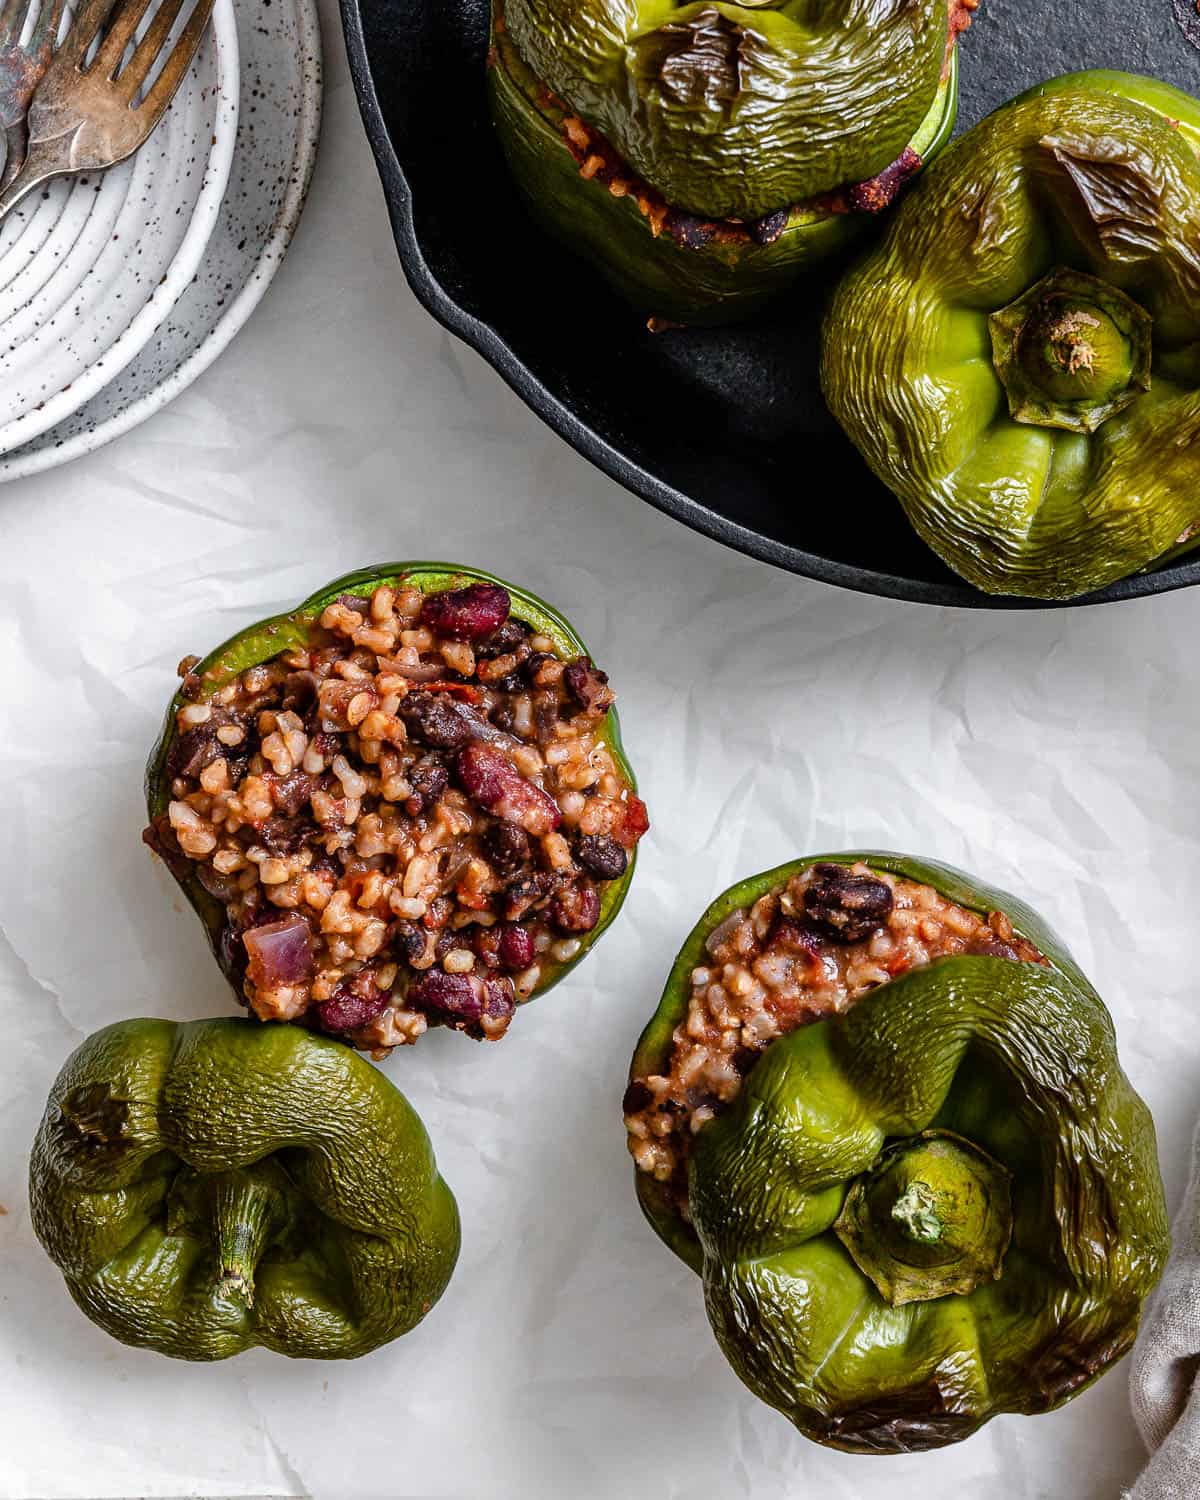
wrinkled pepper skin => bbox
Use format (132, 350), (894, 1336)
(146, 563), (640, 1009)
(629, 854), (1168, 1452)
(488, 1), (959, 324)
(821, 72), (1200, 600)
(30, 1019), (460, 1360)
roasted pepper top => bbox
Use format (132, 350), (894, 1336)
(30, 1019), (461, 1361)
(503, 0), (957, 220)
(144, 565), (647, 1053)
(821, 72), (1200, 600)
(626, 854), (1168, 1452)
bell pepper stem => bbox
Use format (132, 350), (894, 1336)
(890, 1180), (943, 1244)
(210, 1166), (288, 1308)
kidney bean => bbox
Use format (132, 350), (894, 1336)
(316, 956), (395, 1032)
(495, 923), (536, 970)
(484, 977), (515, 1022)
(420, 583), (511, 641)
(409, 968), (486, 1021)
(455, 744), (561, 836)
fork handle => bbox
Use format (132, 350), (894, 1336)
(0, 121), (26, 194)
(0, 139), (73, 226)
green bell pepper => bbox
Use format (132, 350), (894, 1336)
(145, 562), (641, 1017)
(821, 71), (1200, 600)
(489, 1), (962, 324)
(30, 1018), (460, 1360)
(628, 853), (1168, 1451)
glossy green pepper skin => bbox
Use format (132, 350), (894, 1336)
(146, 562), (641, 1015)
(489, 2), (959, 324)
(629, 854), (1168, 1452)
(821, 72), (1200, 600)
(30, 1019), (460, 1360)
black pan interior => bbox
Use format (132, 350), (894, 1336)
(340, 0), (1200, 608)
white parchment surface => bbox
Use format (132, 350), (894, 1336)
(1, 5), (1198, 1496)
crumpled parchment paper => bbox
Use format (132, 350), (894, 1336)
(2, 4), (1199, 1495)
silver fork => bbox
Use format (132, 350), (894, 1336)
(0, 0), (215, 224)
(0, 0), (68, 190)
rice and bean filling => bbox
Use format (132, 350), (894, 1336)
(623, 862), (1046, 1208)
(144, 579), (648, 1053)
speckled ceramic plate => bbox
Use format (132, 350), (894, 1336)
(0, 0), (321, 480)
(0, 0), (238, 460)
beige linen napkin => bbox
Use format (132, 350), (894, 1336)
(1129, 1121), (1200, 1499)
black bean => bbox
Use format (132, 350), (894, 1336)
(485, 819), (531, 874)
(522, 651), (556, 685)
(392, 920), (428, 966)
(398, 693), (473, 750)
(802, 863), (894, 944)
(563, 658), (613, 715)
(622, 1080), (654, 1115)
(576, 834), (628, 881)
(406, 753), (448, 814)
(258, 815), (315, 855)
(166, 726), (221, 781)
(476, 618), (529, 659)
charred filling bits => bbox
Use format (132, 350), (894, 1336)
(624, 862), (1046, 1214)
(145, 580), (648, 1053)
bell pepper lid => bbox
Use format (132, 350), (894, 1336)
(629, 851), (1096, 1270)
(491, 15), (960, 241)
(145, 562), (641, 1008)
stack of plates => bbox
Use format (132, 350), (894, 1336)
(0, 0), (322, 480)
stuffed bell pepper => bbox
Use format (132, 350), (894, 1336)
(30, 1018), (460, 1360)
(822, 71), (1200, 599)
(489, 0), (976, 323)
(144, 565), (647, 1053)
(625, 854), (1168, 1451)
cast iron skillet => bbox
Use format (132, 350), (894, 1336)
(340, 0), (1200, 609)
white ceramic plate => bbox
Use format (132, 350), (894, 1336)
(0, 0), (321, 480)
(0, 0), (238, 460)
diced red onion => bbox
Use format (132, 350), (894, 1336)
(244, 916), (313, 988)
